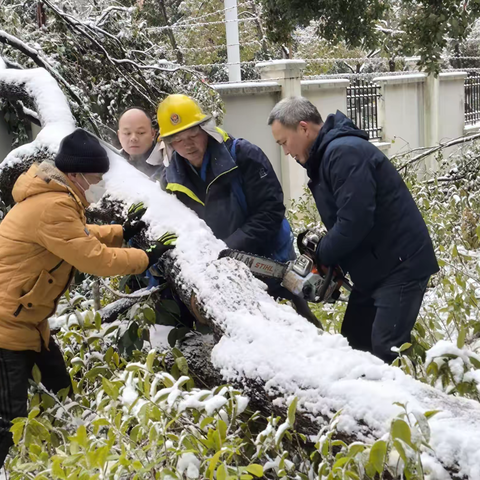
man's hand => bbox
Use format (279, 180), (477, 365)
(123, 202), (148, 242)
(146, 232), (177, 268)
(123, 220), (147, 242)
(127, 202), (147, 222)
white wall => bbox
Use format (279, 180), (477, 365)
(301, 79), (349, 119)
(214, 83), (282, 181)
(439, 72), (467, 143)
(375, 74), (426, 157)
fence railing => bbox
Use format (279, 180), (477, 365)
(465, 73), (480, 126)
(346, 78), (382, 140)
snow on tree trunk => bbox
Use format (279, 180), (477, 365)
(2, 66), (480, 479)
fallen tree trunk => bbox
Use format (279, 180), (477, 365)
(2, 64), (480, 479)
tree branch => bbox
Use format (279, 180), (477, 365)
(0, 29), (101, 135)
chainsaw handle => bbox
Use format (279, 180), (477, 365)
(317, 266), (334, 302)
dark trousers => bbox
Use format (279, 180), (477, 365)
(341, 276), (429, 363)
(0, 337), (71, 468)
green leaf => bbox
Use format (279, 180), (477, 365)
(217, 463), (226, 480)
(246, 464), (263, 477)
(168, 327), (191, 347)
(208, 451), (222, 479)
(345, 472), (360, 480)
(28, 406), (41, 420)
(102, 377), (119, 400)
(288, 397), (298, 426)
(333, 456), (349, 469)
(348, 443), (365, 457)
(391, 418), (413, 447)
(200, 417), (214, 429)
(10, 421), (25, 445)
(413, 411), (431, 443)
(32, 364), (42, 384)
(457, 326), (466, 349)
(368, 440), (387, 474)
(175, 356), (189, 375)
(470, 356), (480, 369)
(399, 342), (412, 353)
(393, 439), (408, 463)
(218, 419), (227, 441)
(144, 307), (156, 324)
(146, 350), (156, 373)
(76, 425), (87, 448)
(424, 410), (441, 419)
(94, 312), (102, 331)
(86, 366), (108, 380)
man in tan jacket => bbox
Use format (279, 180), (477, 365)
(0, 129), (166, 467)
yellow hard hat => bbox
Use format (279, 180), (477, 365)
(157, 94), (211, 139)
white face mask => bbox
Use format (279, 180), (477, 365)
(81, 174), (107, 204)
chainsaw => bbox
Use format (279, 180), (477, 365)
(219, 230), (352, 303)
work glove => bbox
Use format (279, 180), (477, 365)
(146, 232), (177, 269)
(123, 202), (148, 242)
(123, 220), (147, 242)
(127, 202), (147, 222)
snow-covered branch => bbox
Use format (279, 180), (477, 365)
(96, 5), (134, 27)
(397, 132), (480, 171)
(0, 29), (101, 135)
(0, 66), (75, 204)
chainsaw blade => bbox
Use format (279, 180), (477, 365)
(218, 249), (289, 281)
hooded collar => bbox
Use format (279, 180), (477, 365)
(304, 110), (369, 178)
(12, 161), (89, 209)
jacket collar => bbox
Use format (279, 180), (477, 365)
(165, 137), (236, 187)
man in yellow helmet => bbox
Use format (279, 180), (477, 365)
(157, 94), (320, 326)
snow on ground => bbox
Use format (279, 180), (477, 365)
(104, 152), (480, 477)
(150, 324), (174, 349)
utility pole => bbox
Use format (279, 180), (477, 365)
(224, 0), (241, 82)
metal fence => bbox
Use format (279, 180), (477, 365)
(346, 78), (382, 140)
(465, 73), (480, 126)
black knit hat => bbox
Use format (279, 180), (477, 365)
(55, 129), (109, 174)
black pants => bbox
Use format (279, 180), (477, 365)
(341, 276), (429, 363)
(0, 337), (71, 468)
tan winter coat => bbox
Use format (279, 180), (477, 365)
(0, 162), (149, 352)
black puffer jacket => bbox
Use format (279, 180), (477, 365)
(306, 111), (438, 291)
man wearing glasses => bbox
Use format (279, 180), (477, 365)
(157, 94), (320, 326)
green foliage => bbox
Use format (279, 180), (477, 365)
(261, 0), (387, 51)
(261, 0), (480, 74)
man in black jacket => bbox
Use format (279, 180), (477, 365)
(268, 96), (439, 363)
(157, 94), (320, 326)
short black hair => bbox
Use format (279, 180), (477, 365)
(118, 107), (153, 126)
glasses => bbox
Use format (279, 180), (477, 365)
(164, 126), (201, 145)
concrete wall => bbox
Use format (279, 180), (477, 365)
(301, 79), (349, 119)
(214, 82), (282, 181)
(439, 72), (467, 143)
(375, 74), (426, 157)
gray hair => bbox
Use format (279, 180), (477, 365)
(267, 96), (323, 128)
